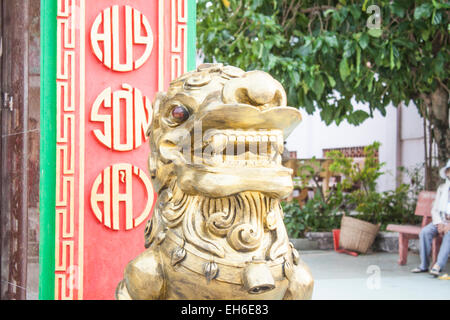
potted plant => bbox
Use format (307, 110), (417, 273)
(327, 142), (383, 253)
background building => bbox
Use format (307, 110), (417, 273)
(286, 101), (426, 192)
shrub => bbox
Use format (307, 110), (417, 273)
(283, 142), (423, 238)
(344, 184), (421, 229)
(282, 191), (342, 238)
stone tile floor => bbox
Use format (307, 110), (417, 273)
(301, 250), (449, 300)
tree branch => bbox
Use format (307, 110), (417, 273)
(300, 5), (335, 14)
(233, 17), (248, 37)
(281, 0), (296, 27)
(437, 78), (450, 95)
(283, 1), (303, 34)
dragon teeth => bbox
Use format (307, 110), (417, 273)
(236, 135), (246, 162)
(277, 135), (284, 153)
(210, 134), (227, 153)
(200, 129), (284, 167)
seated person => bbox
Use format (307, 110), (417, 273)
(411, 160), (450, 276)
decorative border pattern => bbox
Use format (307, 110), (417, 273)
(170, 0), (188, 81)
(159, 0), (189, 91)
(54, 0), (79, 300)
(78, 0), (86, 300)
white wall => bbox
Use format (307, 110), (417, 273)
(399, 101), (426, 181)
(285, 101), (425, 192)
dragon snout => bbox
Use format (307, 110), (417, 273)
(223, 71), (287, 109)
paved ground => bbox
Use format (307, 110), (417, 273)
(19, 251), (449, 300)
(300, 250), (449, 300)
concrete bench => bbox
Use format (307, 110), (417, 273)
(387, 191), (442, 265)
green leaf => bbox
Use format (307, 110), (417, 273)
(327, 75), (336, 88)
(303, 96), (315, 114)
(368, 74), (374, 92)
(297, 42), (312, 56)
(343, 40), (354, 58)
(312, 76), (325, 98)
(268, 54), (277, 69)
(358, 33), (369, 49)
(356, 46), (361, 75)
(414, 3), (433, 20)
(390, 2), (405, 18)
(304, 72), (315, 89)
(314, 38), (324, 52)
(250, 0), (264, 11)
(339, 58), (350, 81)
(349, 5), (362, 20)
(264, 39), (274, 50)
(351, 110), (370, 124)
(301, 81), (309, 95)
(324, 35), (338, 48)
(368, 28), (382, 38)
(324, 9), (335, 17)
(207, 31), (216, 42)
(432, 0), (450, 9)
(390, 44), (394, 70)
(421, 29), (431, 41)
(321, 107), (334, 125)
(293, 72), (301, 85)
(352, 32), (361, 41)
(432, 10), (442, 25)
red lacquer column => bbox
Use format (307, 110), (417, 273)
(49, 0), (195, 300)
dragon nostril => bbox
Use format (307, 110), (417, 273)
(248, 88), (283, 107)
(235, 87), (283, 108)
(223, 71), (287, 108)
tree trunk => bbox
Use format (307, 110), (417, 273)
(430, 86), (449, 170)
(420, 86), (449, 190)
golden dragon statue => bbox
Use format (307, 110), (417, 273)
(116, 63), (314, 300)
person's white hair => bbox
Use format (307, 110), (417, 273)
(439, 159), (450, 180)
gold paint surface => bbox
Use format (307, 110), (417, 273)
(116, 64), (314, 300)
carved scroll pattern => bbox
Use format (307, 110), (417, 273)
(159, 183), (284, 259)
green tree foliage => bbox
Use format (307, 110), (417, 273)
(197, 0), (449, 168)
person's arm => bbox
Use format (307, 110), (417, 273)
(444, 223), (450, 234)
(431, 185), (443, 225)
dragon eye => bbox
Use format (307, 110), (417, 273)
(171, 105), (190, 123)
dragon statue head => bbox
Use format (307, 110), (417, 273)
(147, 63), (301, 198)
(117, 64), (313, 300)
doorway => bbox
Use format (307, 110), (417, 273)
(0, 0), (41, 300)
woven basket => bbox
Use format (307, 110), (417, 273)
(339, 215), (380, 253)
